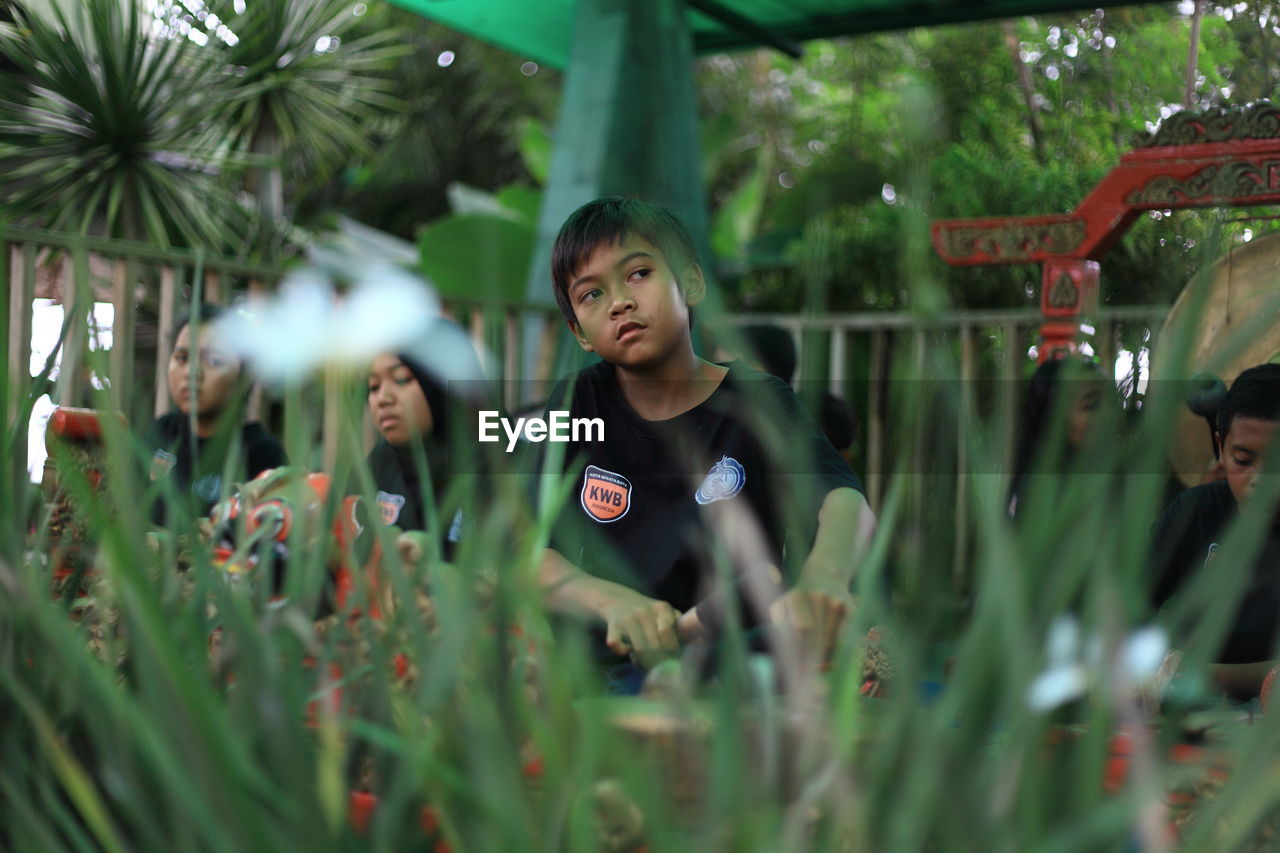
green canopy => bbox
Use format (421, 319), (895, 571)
(388, 0), (1149, 69)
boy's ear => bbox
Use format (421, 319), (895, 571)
(569, 321), (594, 353)
(681, 264), (707, 307)
(1215, 430), (1224, 460)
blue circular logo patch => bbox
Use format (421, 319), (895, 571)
(695, 456), (746, 505)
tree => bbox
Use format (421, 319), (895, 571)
(0, 0), (246, 247)
(292, 7), (560, 240)
(696, 6), (1280, 313)
(205, 0), (405, 230)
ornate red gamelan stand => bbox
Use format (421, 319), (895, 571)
(932, 102), (1280, 360)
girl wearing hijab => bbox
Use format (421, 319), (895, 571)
(1007, 356), (1108, 519)
(365, 323), (489, 559)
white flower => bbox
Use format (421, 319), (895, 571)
(1027, 662), (1089, 712)
(216, 265), (463, 386)
(1120, 625), (1168, 683)
(1028, 615), (1089, 711)
(1026, 615), (1169, 713)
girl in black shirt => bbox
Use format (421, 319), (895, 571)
(145, 304), (285, 525)
(364, 328), (489, 555)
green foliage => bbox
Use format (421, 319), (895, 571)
(6, 242), (1280, 848)
(697, 7), (1280, 312)
(210, 0), (407, 188)
(516, 116), (554, 187)
(710, 158), (767, 261)
(299, 9), (559, 240)
(0, 0), (246, 247)
(418, 213), (534, 302)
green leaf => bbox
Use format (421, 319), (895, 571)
(417, 213), (534, 303)
(495, 185), (542, 225)
(711, 158), (767, 260)
(515, 116), (552, 186)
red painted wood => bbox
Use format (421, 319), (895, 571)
(930, 104), (1280, 359)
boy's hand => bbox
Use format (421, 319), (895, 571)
(769, 581), (854, 664)
(676, 607), (707, 644)
(601, 590), (681, 668)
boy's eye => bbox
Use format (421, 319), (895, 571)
(1233, 455), (1256, 468)
(627, 268), (651, 282)
(579, 288), (602, 304)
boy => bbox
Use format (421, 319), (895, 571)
(1151, 363), (1280, 697)
(535, 197), (874, 670)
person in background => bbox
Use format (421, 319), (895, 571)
(364, 321), (489, 559)
(1007, 357), (1109, 519)
(1151, 363), (1280, 699)
(145, 303), (285, 526)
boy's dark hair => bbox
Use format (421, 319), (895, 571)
(172, 303), (228, 348)
(1217, 363), (1280, 438)
(550, 196), (699, 326)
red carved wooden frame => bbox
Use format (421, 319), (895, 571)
(931, 103), (1280, 359)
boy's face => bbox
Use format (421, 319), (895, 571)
(565, 234), (704, 372)
(168, 323), (240, 421)
(1217, 415), (1279, 504)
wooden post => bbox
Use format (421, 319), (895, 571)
(246, 279), (268, 421)
(155, 266), (177, 416)
(109, 258), (136, 414)
(205, 269), (223, 305)
(58, 242), (91, 407)
(534, 312), (562, 396)
(323, 367), (342, 474)
(1000, 320), (1023, 483)
(469, 308), (486, 373)
(504, 307), (520, 410)
(954, 324), (974, 590)
(866, 329), (886, 511)
(830, 325), (846, 397)
(1097, 317), (1115, 377)
(1039, 258), (1100, 362)
(8, 244), (34, 488)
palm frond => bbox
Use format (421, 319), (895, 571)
(0, 0), (247, 249)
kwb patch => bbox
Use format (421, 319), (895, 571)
(376, 490), (406, 525)
(150, 449), (176, 481)
(580, 465), (631, 523)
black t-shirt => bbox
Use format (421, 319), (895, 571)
(541, 360), (864, 630)
(1151, 480), (1280, 663)
(145, 412), (286, 524)
(365, 439), (465, 556)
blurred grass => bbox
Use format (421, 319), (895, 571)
(5, 194), (1280, 853)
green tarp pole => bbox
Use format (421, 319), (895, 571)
(525, 0), (712, 306)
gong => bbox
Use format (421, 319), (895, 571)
(1155, 231), (1280, 487)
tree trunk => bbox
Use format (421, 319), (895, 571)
(253, 113), (285, 224)
(1002, 20), (1044, 163)
(1185, 0), (1203, 109)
